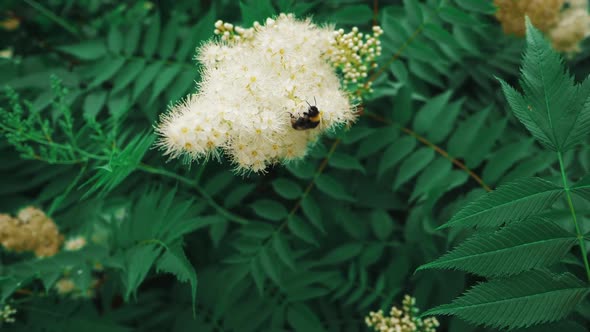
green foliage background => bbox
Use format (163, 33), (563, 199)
(2, 0), (590, 331)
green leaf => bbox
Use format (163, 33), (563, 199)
(572, 174), (590, 201)
(272, 178), (303, 200)
(439, 6), (480, 26)
(88, 58), (126, 89)
(124, 23), (142, 55)
(288, 215), (319, 246)
(328, 152), (365, 173)
(317, 243), (363, 265)
(454, 0), (497, 14)
(440, 177), (563, 229)
(112, 59), (146, 94)
(330, 4), (373, 24)
(301, 195), (325, 233)
(83, 91), (107, 120)
(409, 156), (452, 202)
(272, 233), (296, 270)
(251, 199), (288, 221)
(404, 0), (423, 26)
(133, 61), (164, 100)
(159, 17), (179, 59)
(149, 64), (183, 104)
(418, 217), (576, 276)
(370, 209), (394, 240)
(287, 304), (327, 332)
(315, 174), (354, 202)
(83, 132), (155, 197)
(240, 0), (276, 25)
(57, 40), (107, 60)
(157, 243), (197, 315)
(259, 247), (281, 284)
(393, 147), (435, 190)
(143, 14), (160, 58)
(107, 25), (124, 54)
(423, 271), (590, 330)
(498, 19), (590, 152)
(413, 91), (453, 136)
(378, 136), (416, 178)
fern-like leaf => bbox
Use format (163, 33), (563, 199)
(418, 216), (576, 276)
(422, 270), (590, 330)
(497, 18), (590, 152)
(439, 177), (563, 229)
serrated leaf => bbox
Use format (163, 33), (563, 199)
(159, 17), (179, 59)
(272, 178), (303, 200)
(124, 23), (142, 55)
(419, 217), (576, 276)
(572, 174), (590, 201)
(423, 271), (590, 330)
(440, 177), (563, 229)
(393, 147), (435, 190)
(123, 244), (162, 300)
(260, 247), (281, 285)
(498, 20), (590, 152)
(455, 0), (496, 14)
(251, 199), (288, 221)
(157, 243), (197, 315)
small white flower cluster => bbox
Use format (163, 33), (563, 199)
(366, 295), (439, 332)
(326, 26), (383, 93)
(0, 304), (16, 323)
(157, 13), (355, 173)
(64, 235), (87, 251)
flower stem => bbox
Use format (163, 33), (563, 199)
(557, 151), (590, 282)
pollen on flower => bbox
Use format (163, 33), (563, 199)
(156, 13), (360, 174)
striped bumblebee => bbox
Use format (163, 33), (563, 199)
(290, 98), (321, 130)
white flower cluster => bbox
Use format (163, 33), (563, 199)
(157, 13), (355, 173)
(0, 304), (16, 323)
(366, 295), (439, 332)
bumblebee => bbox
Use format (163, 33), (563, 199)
(290, 99), (321, 130)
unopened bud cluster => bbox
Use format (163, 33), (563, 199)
(326, 25), (383, 95)
(0, 207), (63, 257)
(494, 0), (590, 53)
(366, 295), (439, 332)
(0, 304), (16, 323)
(213, 19), (255, 42)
